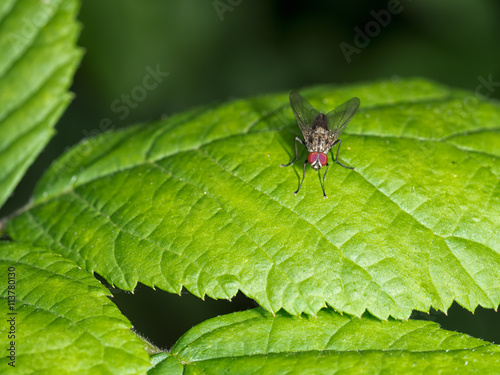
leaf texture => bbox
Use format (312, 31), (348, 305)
(0, 242), (150, 374)
(0, 0), (82, 208)
(150, 308), (500, 375)
(7, 78), (500, 319)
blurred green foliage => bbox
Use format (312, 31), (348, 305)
(74, 0), (500, 118)
(2, 0), (499, 349)
(69, 0), (499, 135)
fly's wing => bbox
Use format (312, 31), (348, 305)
(289, 91), (320, 137)
(325, 97), (360, 139)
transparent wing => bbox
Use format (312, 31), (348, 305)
(289, 91), (320, 135)
(325, 97), (360, 138)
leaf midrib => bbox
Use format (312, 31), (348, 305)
(171, 346), (496, 365)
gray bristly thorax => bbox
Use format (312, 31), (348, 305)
(305, 113), (335, 153)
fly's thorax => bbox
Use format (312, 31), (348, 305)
(308, 152), (328, 170)
(305, 126), (334, 154)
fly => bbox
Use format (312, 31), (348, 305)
(281, 91), (360, 198)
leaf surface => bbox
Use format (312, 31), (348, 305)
(150, 308), (500, 375)
(0, 242), (150, 374)
(8, 78), (500, 319)
(0, 0), (82, 209)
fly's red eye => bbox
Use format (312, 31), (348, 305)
(308, 152), (319, 165)
(318, 153), (328, 166)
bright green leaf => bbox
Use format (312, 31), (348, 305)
(150, 308), (500, 374)
(7, 78), (500, 319)
(0, 0), (82, 208)
(0, 242), (150, 374)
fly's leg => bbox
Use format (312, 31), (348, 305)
(333, 139), (354, 170)
(294, 159), (308, 195)
(321, 163), (329, 198)
(281, 137), (306, 167)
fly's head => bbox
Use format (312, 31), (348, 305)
(308, 152), (328, 170)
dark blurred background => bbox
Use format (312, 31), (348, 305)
(2, 0), (500, 349)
